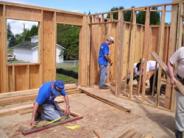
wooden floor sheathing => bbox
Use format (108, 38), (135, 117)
(0, 88), (175, 138)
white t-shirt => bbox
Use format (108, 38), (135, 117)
(146, 60), (158, 72)
(169, 47), (184, 78)
(134, 60), (158, 76)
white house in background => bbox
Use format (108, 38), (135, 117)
(12, 36), (65, 63)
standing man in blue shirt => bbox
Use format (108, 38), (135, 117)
(98, 36), (114, 89)
(30, 80), (70, 126)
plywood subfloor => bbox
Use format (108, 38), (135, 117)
(0, 92), (175, 138)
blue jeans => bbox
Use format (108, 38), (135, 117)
(40, 102), (64, 121)
(99, 64), (107, 87)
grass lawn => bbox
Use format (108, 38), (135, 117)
(56, 73), (77, 84)
(56, 63), (78, 84)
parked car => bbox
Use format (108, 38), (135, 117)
(8, 54), (16, 62)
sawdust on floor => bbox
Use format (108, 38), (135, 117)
(0, 93), (175, 138)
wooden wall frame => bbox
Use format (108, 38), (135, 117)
(0, 1), (86, 93)
(0, 1), (183, 112)
(87, 1), (183, 111)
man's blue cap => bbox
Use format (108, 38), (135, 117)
(54, 80), (64, 89)
(52, 80), (65, 97)
(52, 80), (66, 96)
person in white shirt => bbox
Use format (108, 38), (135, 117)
(133, 59), (158, 94)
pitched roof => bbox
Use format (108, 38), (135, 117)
(13, 41), (65, 50)
(13, 41), (38, 50)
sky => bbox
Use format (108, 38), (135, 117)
(7, 19), (38, 35)
(1, 0), (172, 14)
(3, 0), (173, 34)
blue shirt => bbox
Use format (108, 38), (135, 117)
(98, 42), (109, 65)
(36, 82), (66, 105)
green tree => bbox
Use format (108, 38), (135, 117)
(108, 6), (133, 22)
(108, 6), (124, 20)
(108, 6), (160, 25)
(29, 25), (38, 36)
(150, 7), (160, 25)
(13, 24), (38, 45)
(136, 11), (145, 24)
(124, 10), (132, 22)
(57, 24), (80, 60)
(136, 7), (160, 25)
(7, 23), (16, 48)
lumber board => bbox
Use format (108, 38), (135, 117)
(29, 65), (41, 89)
(56, 12), (83, 26)
(0, 104), (33, 117)
(176, 1), (183, 49)
(42, 11), (56, 82)
(8, 66), (13, 92)
(122, 24), (131, 85)
(108, 23), (116, 82)
(90, 3), (178, 16)
(156, 6), (166, 106)
(0, 89), (38, 99)
(151, 52), (184, 95)
(6, 5), (42, 21)
(80, 88), (131, 112)
(0, 5), (2, 92)
(118, 129), (142, 138)
(22, 113), (83, 135)
(0, 89), (79, 106)
(142, 8), (151, 96)
(165, 5), (178, 110)
(39, 10), (44, 86)
(0, 1), (84, 16)
(0, 84), (78, 106)
(115, 10), (124, 96)
(0, 94), (36, 106)
(1, 5), (8, 92)
(128, 9), (136, 98)
(79, 15), (90, 86)
(12, 65), (15, 91)
(0, 99), (64, 116)
(15, 66), (29, 91)
(93, 130), (101, 138)
(0, 84), (77, 99)
(89, 17), (101, 85)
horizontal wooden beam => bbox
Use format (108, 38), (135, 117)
(80, 88), (131, 113)
(0, 84), (79, 106)
(90, 2), (178, 16)
(0, 89), (79, 106)
(0, 84), (78, 98)
(56, 12), (83, 26)
(0, 99), (64, 117)
(5, 5), (42, 21)
(7, 63), (40, 67)
(0, 1), (84, 16)
(89, 20), (118, 25)
(0, 94), (36, 106)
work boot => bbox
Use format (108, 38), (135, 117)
(99, 85), (109, 89)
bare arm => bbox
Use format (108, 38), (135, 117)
(167, 61), (176, 84)
(63, 95), (70, 115)
(30, 102), (39, 126)
(105, 55), (112, 65)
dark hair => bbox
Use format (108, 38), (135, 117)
(136, 62), (141, 71)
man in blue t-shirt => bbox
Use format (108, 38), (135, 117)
(98, 36), (114, 89)
(30, 80), (70, 126)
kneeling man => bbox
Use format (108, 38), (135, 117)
(30, 80), (70, 126)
